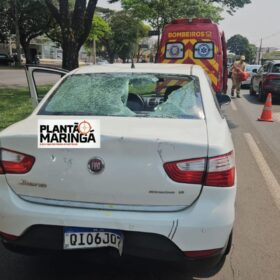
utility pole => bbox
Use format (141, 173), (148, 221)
(258, 38), (262, 65)
(14, 0), (21, 66)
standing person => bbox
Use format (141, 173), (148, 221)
(231, 55), (246, 98)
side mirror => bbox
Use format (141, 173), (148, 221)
(216, 93), (231, 106)
(252, 69), (257, 73)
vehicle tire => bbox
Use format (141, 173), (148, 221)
(249, 81), (256, 96)
(258, 84), (266, 102)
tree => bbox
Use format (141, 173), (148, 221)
(18, 0), (51, 64)
(84, 15), (112, 62)
(207, 0), (251, 14)
(111, 0), (222, 33)
(227, 34), (256, 63)
(0, 0), (51, 64)
(0, 1), (12, 43)
(227, 34), (249, 55)
(109, 0), (252, 39)
(98, 11), (149, 63)
(45, 0), (98, 70)
(247, 43), (257, 63)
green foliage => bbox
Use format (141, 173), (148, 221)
(0, 0), (51, 60)
(117, 0), (222, 31)
(84, 15), (112, 56)
(98, 10), (149, 62)
(207, 0), (251, 14)
(110, 0), (251, 17)
(247, 44), (257, 63)
(0, 1), (12, 42)
(87, 16), (112, 42)
(227, 34), (256, 63)
(0, 87), (32, 131)
(0, 86), (50, 131)
(227, 34), (249, 55)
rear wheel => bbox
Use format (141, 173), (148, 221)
(258, 84), (266, 102)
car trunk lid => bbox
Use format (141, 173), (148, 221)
(1, 117), (208, 210)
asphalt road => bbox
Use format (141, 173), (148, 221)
(0, 68), (61, 88)
(1, 80), (280, 279)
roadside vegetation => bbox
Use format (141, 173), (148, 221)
(0, 0), (252, 70)
(0, 86), (50, 131)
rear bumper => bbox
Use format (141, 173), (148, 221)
(2, 225), (230, 273)
(0, 177), (236, 261)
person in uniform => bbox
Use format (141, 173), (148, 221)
(231, 55), (246, 98)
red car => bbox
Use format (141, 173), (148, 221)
(250, 60), (280, 102)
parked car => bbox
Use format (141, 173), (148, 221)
(0, 53), (13, 66)
(241, 64), (261, 88)
(250, 60), (280, 101)
(0, 64), (236, 275)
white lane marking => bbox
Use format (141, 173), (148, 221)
(244, 133), (280, 211)
(230, 100), (237, 111)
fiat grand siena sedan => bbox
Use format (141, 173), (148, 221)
(0, 64), (235, 273)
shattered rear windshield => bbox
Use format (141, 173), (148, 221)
(38, 73), (204, 119)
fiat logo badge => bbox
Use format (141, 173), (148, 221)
(88, 157), (105, 174)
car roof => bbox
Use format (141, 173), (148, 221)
(73, 63), (203, 76)
(265, 60), (280, 64)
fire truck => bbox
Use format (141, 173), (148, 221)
(157, 18), (228, 94)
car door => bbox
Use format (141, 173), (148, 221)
(25, 65), (69, 108)
(252, 65), (265, 92)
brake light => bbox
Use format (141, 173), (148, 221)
(0, 148), (35, 174)
(0, 231), (19, 241)
(205, 151), (235, 187)
(264, 74), (280, 85)
(163, 151), (235, 187)
(164, 158), (206, 184)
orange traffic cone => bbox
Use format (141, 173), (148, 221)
(258, 93), (273, 122)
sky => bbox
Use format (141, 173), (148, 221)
(97, 0), (280, 48)
(220, 0), (280, 48)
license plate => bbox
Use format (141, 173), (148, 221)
(63, 227), (124, 255)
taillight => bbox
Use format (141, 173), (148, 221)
(264, 74), (280, 85)
(164, 158), (206, 184)
(0, 231), (19, 241)
(163, 151), (235, 187)
(0, 148), (35, 174)
(205, 151), (235, 187)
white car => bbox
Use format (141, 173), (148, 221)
(0, 64), (236, 274)
(241, 64), (261, 87)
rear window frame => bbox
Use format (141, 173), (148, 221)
(37, 72), (205, 120)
